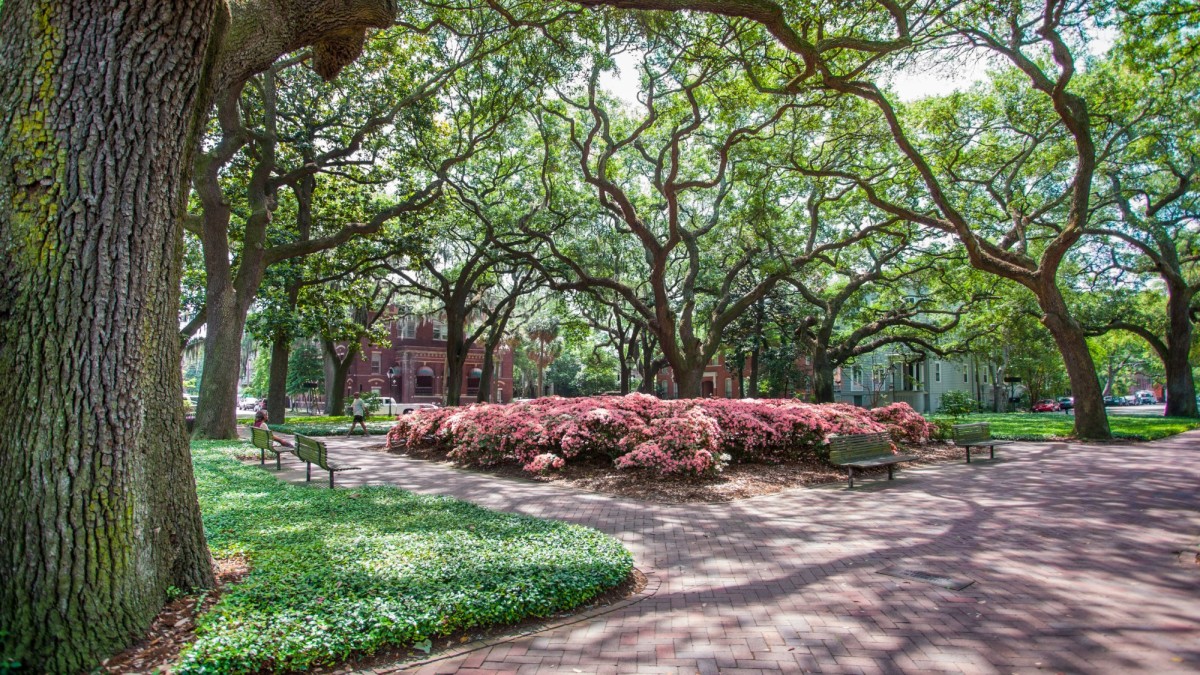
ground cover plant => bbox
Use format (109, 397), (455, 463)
(267, 415), (395, 436)
(387, 395), (933, 476)
(928, 413), (1200, 442)
(178, 441), (633, 673)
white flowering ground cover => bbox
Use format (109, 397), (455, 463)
(177, 441), (633, 674)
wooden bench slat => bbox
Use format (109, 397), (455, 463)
(296, 434), (361, 488)
(951, 422), (1010, 463)
(250, 426), (285, 470)
(827, 432), (912, 488)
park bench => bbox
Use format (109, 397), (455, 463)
(295, 434), (360, 488)
(952, 422), (1012, 463)
(250, 425), (288, 470)
(827, 432), (918, 489)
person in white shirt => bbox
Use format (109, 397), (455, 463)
(349, 393), (368, 435)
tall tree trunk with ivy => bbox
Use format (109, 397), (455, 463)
(0, 1), (222, 670)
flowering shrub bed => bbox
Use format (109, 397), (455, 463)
(388, 395), (934, 477)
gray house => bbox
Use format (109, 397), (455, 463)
(833, 351), (1015, 413)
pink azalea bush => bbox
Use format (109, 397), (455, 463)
(869, 402), (935, 444)
(387, 396), (932, 477)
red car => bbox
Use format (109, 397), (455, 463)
(1032, 399), (1062, 412)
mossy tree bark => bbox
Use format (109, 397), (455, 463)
(0, 1), (221, 670)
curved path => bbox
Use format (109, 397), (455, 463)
(273, 432), (1200, 674)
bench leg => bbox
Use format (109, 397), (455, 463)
(966, 446), (972, 464)
(306, 462), (312, 482)
(887, 464), (895, 480)
(990, 445), (995, 459)
(329, 471), (335, 489)
(848, 466), (855, 489)
(260, 448), (265, 466)
(276, 451), (282, 471)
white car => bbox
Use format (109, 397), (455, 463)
(371, 397), (439, 416)
(237, 397), (259, 410)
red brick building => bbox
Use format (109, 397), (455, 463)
(344, 314), (514, 404)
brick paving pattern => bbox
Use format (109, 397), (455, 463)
(269, 431), (1200, 674)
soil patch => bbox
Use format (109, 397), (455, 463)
(100, 556), (250, 674)
(395, 441), (967, 503)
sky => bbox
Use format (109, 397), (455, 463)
(597, 27), (1116, 106)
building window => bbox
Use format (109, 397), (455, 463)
(400, 320), (417, 340)
(431, 321), (447, 341)
(853, 366), (863, 388)
(467, 368), (482, 395)
(372, 386), (382, 395)
(964, 369), (969, 383)
(983, 368), (989, 384)
(371, 352), (382, 374)
(416, 366), (435, 395)
(935, 362), (941, 383)
(725, 377), (732, 398)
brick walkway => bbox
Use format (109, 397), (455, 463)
(270, 431), (1200, 674)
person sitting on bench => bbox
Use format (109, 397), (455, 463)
(253, 409), (294, 448)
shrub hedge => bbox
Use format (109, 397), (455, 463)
(387, 395), (933, 477)
(178, 441), (633, 673)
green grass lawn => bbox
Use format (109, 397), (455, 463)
(179, 441), (633, 673)
(267, 415), (395, 436)
(928, 412), (1200, 441)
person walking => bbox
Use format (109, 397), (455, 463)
(349, 393), (368, 436)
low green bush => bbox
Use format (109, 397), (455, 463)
(179, 441), (633, 673)
(937, 390), (979, 417)
(265, 420), (391, 437)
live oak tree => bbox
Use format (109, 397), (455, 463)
(299, 276), (397, 414)
(0, 3), (223, 670)
(1079, 43), (1200, 417)
(787, 223), (977, 403)
(526, 26), (898, 397)
(190, 13), (534, 438)
(569, 0), (1127, 437)
(0, 0), (592, 667)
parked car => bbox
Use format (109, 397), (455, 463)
(1124, 395), (1139, 405)
(237, 397), (259, 411)
(365, 397), (440, 416)
(398, 402), (439, 415)
(1057, 396), (1074, 411)
(1136, 392), (1158, 405)
(1032, 399), (1061, 413)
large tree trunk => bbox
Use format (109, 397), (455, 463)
(193, 285), (248, 438)
(1163, 288), (1197, 417)
(748, 343), (761, 398)
(478, 344), (496, 403)
(323, 340), (357, 415)
(674, 366), (705, 399)
(444, 323), (469, 407)
(811, 350), (836, 404)
(1040, 289), (1111, 439)
(0, 1), (220, 670)
(267, 335), (291, 423)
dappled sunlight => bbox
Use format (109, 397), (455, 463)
(291, 430), (1200, 672)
